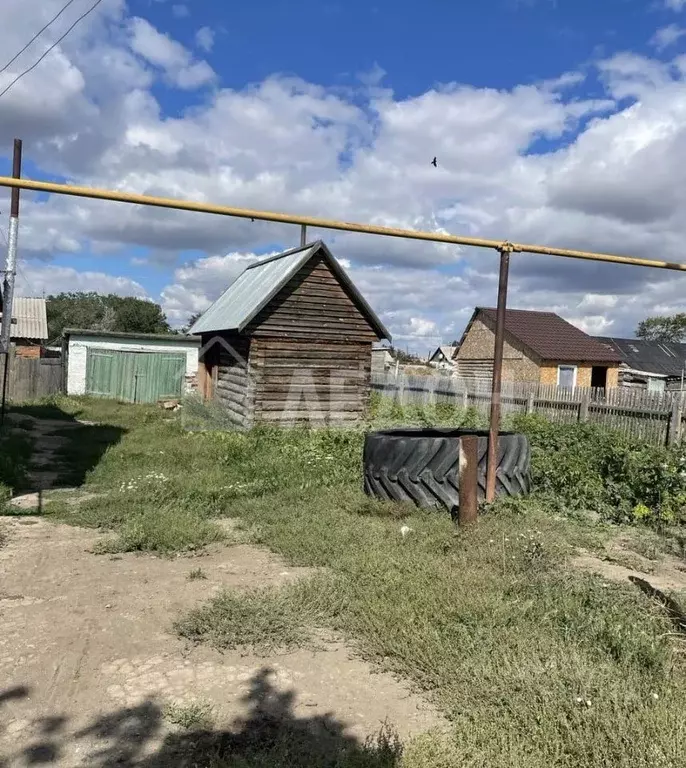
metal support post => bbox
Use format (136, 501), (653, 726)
(485, 245), (513, 503)
(1, 139), (23, 426)
(458, 435), (479, 525)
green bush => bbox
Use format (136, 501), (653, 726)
(510, 414), (686, 527)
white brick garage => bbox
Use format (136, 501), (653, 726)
(64, 329), (200, 403)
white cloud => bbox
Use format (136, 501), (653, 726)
(665, 0), (686, 11)
(160, 251), (266, 323)
(194, 26), (215, 53)
(650, 24), (686, 51)
(5, 2), (686, 348)
(172, 4), (189, 18)
(16, 264), (148, 300)
(128, 17), (215, 89)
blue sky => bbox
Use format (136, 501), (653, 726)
(139, 0), (659, 96)
(2, 0), (686, 350)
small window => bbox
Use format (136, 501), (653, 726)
(557, 365), (577, 389)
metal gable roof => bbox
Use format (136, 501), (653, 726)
(595, 336), (686, 377)
(0, 297), (48, 340)
(190, 240), (391, 340)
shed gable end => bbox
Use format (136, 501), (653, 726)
(245, 254), (380, 341)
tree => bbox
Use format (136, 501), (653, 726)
(389, 346), (423, 364)
(636, 313), (686, 343)
(182, 311), (203, 334)
(46, 292), (171, 340)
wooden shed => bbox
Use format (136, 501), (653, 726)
(190, 241), (391, 426)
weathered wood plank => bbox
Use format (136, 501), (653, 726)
(246, 253), (382, 342)
(258, 345), (370, 358)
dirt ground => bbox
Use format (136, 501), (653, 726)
(572, 540), (686, 594)
(0, 517), (443, 767)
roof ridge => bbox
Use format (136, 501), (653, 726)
(479, 306), (558, 316)
(190, 240), (390, 340)
(246, 240), (323, 270)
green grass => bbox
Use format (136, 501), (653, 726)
(88, 501), (226, 555)
(181, 493), (684, 768)
(177, 581), (318, 654)
(187, 567), (208, 581)
(23, 395), (686, 766)
(163, 700), (214, 730)
(208, 720), (404, 768)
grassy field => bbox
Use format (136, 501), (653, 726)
(3, 394), (686, 766)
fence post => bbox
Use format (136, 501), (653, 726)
(667, 393), (683, 446)
(579, 392), (590, 423)
(458, 435), (479, 526)
(526, 390), (535, 415)
(397, 374), (405, 406)
(462, 388), (469, 410)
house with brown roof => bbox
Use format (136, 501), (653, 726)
(454, 308), (622, 389)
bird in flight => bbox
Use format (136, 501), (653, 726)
(431, 157), (437, 167)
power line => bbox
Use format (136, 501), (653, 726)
(0, 0), (105, 101)
(0, 0), (79, 76)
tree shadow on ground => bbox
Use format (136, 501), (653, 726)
(4, 403), (125, 500)
(0, 669), (402, 767)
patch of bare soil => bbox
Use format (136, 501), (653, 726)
(8, 415), (91, 514)
(0, 518), (442, 766)
(572, 539), (686, 594)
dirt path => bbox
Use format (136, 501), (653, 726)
(572, 538), (686, 594)
(8, 415), (92, 513)
(0, 518), (442, 766)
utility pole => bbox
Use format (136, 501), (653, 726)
(1, 139), (23, 425)
(485, 244), (514, 503)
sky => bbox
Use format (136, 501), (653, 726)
(2, 0), (686, 353)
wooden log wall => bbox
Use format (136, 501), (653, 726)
(205, 249), (384, 426)
(207, 333), (254, 428)
(252, 339), (372, 425)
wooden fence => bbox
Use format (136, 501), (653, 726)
(0, 351), (63, 403)
(371, 372), (684, 446)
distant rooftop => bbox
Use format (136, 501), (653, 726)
(474, 308), (623, 363)
(0, 297), (48, 340)
(595, 336), (686, 377)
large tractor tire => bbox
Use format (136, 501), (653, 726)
(363, 428), (531, 516)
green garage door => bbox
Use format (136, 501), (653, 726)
(86, 349), (186, 403)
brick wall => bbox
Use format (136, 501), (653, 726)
(540, 363), (620, 387)
(14, 344), (40, 359)
(456, 318), (540, 383)
(458, 315), (620, 387)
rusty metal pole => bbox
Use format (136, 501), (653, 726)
(485, 245), (512, 502)
(300, 224), (307, 247)
(458, 434), (479, 525)
(1, 139), (23, 426)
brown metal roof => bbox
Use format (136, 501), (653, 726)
(477, 307), (623, 364)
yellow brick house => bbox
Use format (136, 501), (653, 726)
(454, 307), (622, 389)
